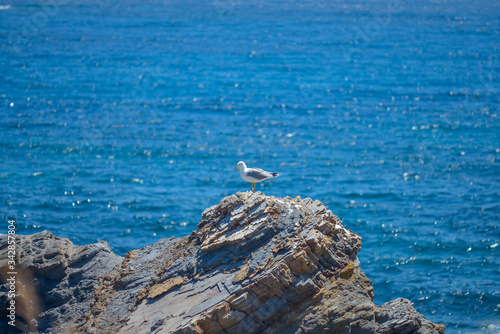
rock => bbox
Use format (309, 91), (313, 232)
(376, 298), (446, 334)
(0, 192), (446, 334)
(0, 230), (123, 334)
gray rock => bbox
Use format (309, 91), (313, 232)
(0, 192), (446, 334)
(0, 230), (123, 334)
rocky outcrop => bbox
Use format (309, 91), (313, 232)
(0, 192), (446, 334)
(0, 230), (122, 334)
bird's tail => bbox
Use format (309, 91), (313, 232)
(271, 172), (280, 177)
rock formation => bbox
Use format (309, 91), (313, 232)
(0, 191), (446, 334)
(0, 230), (122, 333)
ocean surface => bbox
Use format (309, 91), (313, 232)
(1, 0), (499, 332)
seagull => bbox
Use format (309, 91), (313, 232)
(234, 161), (280, 192)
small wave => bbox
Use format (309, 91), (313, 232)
(0, 5), (11, 10)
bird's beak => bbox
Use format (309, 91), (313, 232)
(234, 167), (238, 172)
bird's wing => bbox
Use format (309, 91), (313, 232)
(246, 168), (274, 180)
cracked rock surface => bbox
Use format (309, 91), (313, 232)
(0, 192), (446, 333)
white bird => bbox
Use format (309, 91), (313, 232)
(234, 161), (280, 192)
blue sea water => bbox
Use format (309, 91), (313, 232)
(1, 0), (499, 332)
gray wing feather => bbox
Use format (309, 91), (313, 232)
(247, 168), (278, 180)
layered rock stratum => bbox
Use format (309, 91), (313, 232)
(0, 192), (446, 334)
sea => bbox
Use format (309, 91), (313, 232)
(0, 0), (499, 332)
